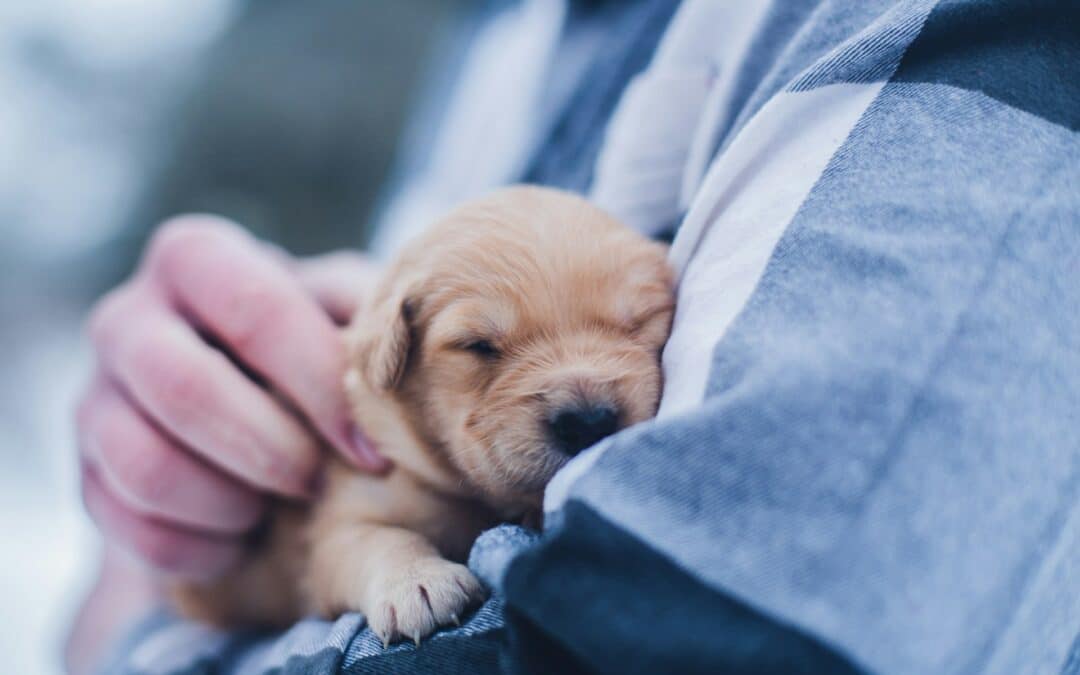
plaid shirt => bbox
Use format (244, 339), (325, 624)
(103, 1), (1080, 673)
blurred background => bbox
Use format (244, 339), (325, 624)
(0, 1), (470, 671)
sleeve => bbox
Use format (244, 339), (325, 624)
(500, 1), (1080, 674)
(96, 528), (541, 675)
(103, 2), (1080, 674)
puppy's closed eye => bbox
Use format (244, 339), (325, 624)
(458, 338), (500, 360)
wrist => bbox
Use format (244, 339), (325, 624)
(64, 547), (166, 675)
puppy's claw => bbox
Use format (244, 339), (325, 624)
(450, 612), (461, 627)
(412, 632), (421, 647)
(381, 636), (390, 650)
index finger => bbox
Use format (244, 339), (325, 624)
(144, 217), (389, 472)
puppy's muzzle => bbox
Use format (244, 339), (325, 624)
(546, 401), (620, 456)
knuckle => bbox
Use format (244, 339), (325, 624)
(219, 281), (285, 352)
(153, 366), (208, 420)
(130, 343), (208, 420)
(100, 431), (175, 508)
(86, 286), (137, 346)
(147, 215), (242, 274)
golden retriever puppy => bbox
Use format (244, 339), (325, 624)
(173, 185), (675, 646)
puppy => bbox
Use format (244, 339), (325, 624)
(174, 185), (675, 646)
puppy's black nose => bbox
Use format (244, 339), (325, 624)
(549, 404), (619, 456)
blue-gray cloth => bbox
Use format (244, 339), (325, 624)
(102, 1), (1080, 673)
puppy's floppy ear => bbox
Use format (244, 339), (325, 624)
(347, 275), (421, 391)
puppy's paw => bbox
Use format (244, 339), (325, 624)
(367, 558), (485, 647)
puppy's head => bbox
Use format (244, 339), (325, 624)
(350, 186), (674, 514)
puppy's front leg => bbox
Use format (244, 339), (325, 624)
(307, 523), (486, 646)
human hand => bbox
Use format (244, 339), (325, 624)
(77, 215), (389, 580)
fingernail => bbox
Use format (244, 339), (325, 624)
(346, 423), (391, 472)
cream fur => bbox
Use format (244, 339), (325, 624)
(172, 186), (675, 646)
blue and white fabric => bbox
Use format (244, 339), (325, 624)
(102, 1), (1080, 673)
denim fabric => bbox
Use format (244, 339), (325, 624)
(467, 525), (541, 592)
